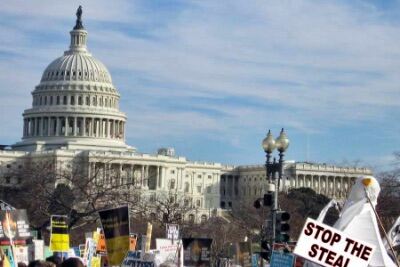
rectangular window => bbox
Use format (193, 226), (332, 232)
(197, 186), (202, 193)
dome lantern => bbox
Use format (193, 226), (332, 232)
(66, 6), (88, 55)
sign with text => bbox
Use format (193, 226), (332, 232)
(270, 251), (294, 267)
(98, 206), (130, 266)
(121, 251), (155, 267)
(50, 215), (70, 252)
(294, 218), (375, 267)
(156, 238), (182, 265)
(166, 224), (179, 240)
(0, 210), (31, 245)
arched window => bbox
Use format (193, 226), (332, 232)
(70, 96), (75, 105)
(201, 215), (207, 223)
(50, 96), (53, 105)
(63, 96), (67, 105)
(86, 96), (90, 105)
(78, 96), (83, 105)
(93, 97), (97, 106)
(56, 96), (60, 105)
(188, 214), (195, 223)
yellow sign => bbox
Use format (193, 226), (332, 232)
(98, 206), (130, 266)
(50, 215), (70, 252)
(91, 256), (101, 267)
(105, 236), (129, 265)
(145, 223), (152, 252)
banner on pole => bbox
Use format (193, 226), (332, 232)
(0, 210), (31, 246)
(98, 206), (130, 266)
(50, 215), (70, 252)
(294, 218), (375, 267)
(166, 224), (179, 240)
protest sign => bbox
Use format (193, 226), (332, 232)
(156, 238), (183, 265)
(83, 237), (96, 267)
(121, 251), (155, 267)
(50, 215), (69, 252)
(294, 218), (375, 267)
(166, 224), (179, 240)
(270, 250), (295, 267)
(98, 205), (130, 266)
(182, 238), (212, 267)
(28, 239), (44, 261)
(251, 253), (259, 267)
(130, 233), (138, 251)
(14, 246), (29, 265)
(1, 246), (15, 267)
(145, 223), (152, 252)
(0, 210), (31, 246)
(96, 232), (107, 255)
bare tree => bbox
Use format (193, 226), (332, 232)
(0, 157), (140, 237)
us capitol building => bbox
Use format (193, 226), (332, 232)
(0, 9), (371, 222)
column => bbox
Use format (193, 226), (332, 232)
(46, 117), (50, 136)
(56, 117), (60, 136)
(39, 118), (42, 136)
(22, 119), (27, 137)
(318, 176), (321, 194)
(121, 121), (125, 139)
(64, 117), (68, 136)
(141, 165), (145, 187)
(156, 166), (160, 189)
(33, 118), (38, 136)
(108, 119), (112, 138)
(110, 120), (113, 138)
(82, 117), (86, 136)
(73, 117), (77, 136)
(89, 118), (93, 137)
(115, 120), (119, 138)
(145, 166), (149, 187)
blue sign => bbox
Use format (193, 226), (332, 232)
(251, 253), (259, 267)
(270, 250), (294, 267)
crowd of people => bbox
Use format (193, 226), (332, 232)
(6, 256), (84, 267)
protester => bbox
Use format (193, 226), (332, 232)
(18, 263), (27, 267)
(60, 258), (84, 267)
(27, 260), (56, 267)
(45, 256), (62, 267)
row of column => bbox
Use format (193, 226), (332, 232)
(220, 175), (239, 199)
(23, 116), (125, 139)
(290, 175), (354, 198)
(33, 94), (118, 109)
(89, 162), (165, 190)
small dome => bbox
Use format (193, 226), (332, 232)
(40, 53), (112, 84)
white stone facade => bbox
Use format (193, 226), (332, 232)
(0, 11), (372, 222)
(220, 162), (372, 209)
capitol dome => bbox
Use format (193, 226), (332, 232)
(13, 8), (133, 152)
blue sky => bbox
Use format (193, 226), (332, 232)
(0, 0), (399, 171)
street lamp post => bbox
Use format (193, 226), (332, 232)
(262, 128), (289, 246)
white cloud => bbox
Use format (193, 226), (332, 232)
(0, 0), (399, 164)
